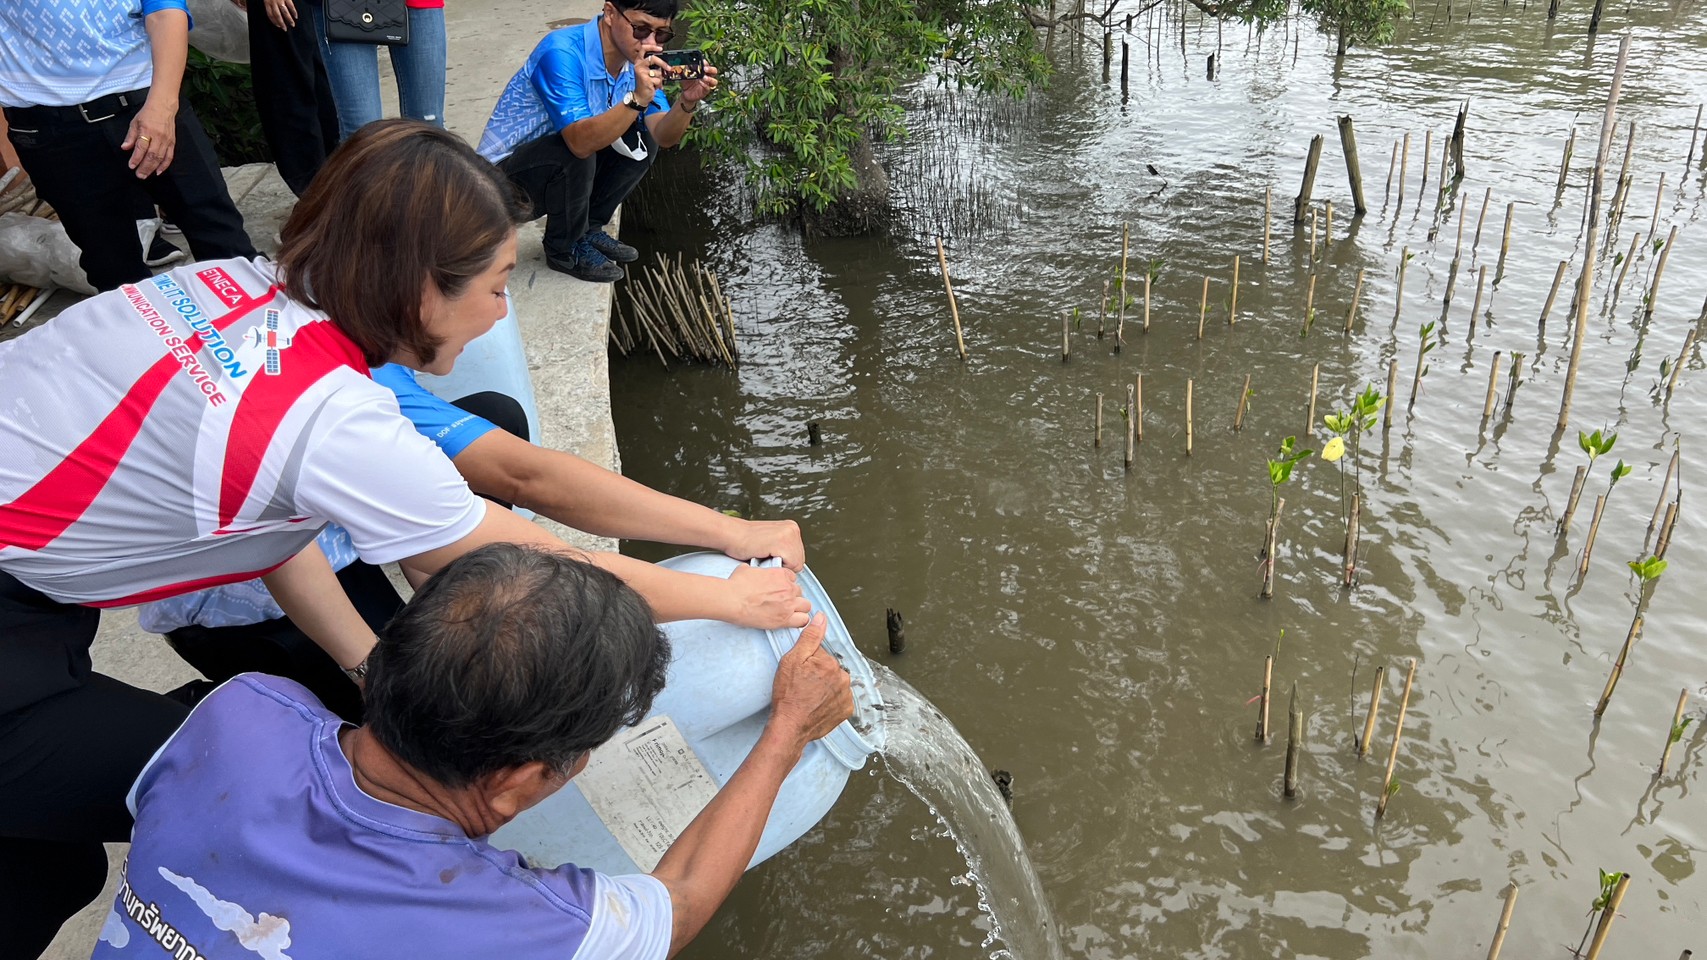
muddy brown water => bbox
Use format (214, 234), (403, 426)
(613, 4), (1707, 956)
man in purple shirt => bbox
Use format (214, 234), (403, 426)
(95, 544), (852, 959)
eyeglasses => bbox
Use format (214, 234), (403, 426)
(614, 7), (674, 45)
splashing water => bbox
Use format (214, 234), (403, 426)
(870, 663), (1064, 960)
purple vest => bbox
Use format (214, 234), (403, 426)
(92, 675), (608, 960)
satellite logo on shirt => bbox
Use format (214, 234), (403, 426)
(246, 310), (295, 376)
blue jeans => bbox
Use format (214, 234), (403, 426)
(309, 4), (446, 139)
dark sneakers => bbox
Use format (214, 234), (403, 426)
(584, 227), (639, 263)
(547, 237), (626, 283)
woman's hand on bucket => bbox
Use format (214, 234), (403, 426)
(721, 518), (806, 571)
(768, 614), (855, 749)
(725, 562), (811, 629)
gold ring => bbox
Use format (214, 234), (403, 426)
(138, 136), (151, 143)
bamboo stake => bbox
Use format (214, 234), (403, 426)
(1229, 255), (1240, 325)
(1062, 311), (1072, 362)
(1578, 495), (1606, 576)
(1656, 499), (1680, 558)
(1420, 129), (1433, 200)
(1185, 378), (1194, 456)
(1094, 393), (1103, 446)
(1356, 663), (1383, 757)
(1261, 498), (1284, 599)
(1495, 202), (1515, 280)
(1302, 367), (1320, 440)
(1345, 268), (1365, 333)
(1687, 104), (1704, 170)
(1646, 450), (1679, 545)
(1234, 374), (1251, 431)
(1472, 186), (1492, 250)
(1135, 375), (1143, 445)
(1302, 274), (1317, 337)
(1649, 173), (1666, 237)
(1646, 223), (1679, 319)
(1486, 883), (1519, 960)
(1310, 207), (1318, 260)
(1376, 658), (1417, 818)
(1324, 200), (1333, 248)
(1124, 383), (1136, 470)
(1197, 275), (1209, 340)
(1658, 687), (1690, 775)
(1608, 121), (1636, 224)
(1397, 131), (1411, 208)
(1666, 328), (1696, 399)
(1142, 274), (1152, 333)
(1582, 874), (1631, 960)
(1383, 359), (1398, 430)
(1559, 465), (1589, 534)
(1482, 352), (1503, 420)
(1393, 247), (1409, 324)
(1504, 352), (1524, 416)
(1117, 223), (1129, 351)
(1595, 614), (1643, 718)
(935, 238), (967, 361)
(1560, 36), (1630, 431)
(1384, 139), (1399, 205)
(1263, 186), (1272, 263)
(1338, 115), (1369, 215)
(1097, 279), (1108, 339)
(1256, 655), (1273, 741)
(1469, 266), (1487, 329)
(1610, 232), (1641, 306)
(1538, 260), (1569, 327)
(1294, 133), (1324, 223)
(1556, 127), (1577, 193)
(1283, 684), (1303, 799)
(1344, 493), (1361, 587)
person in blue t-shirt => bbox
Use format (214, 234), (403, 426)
(477, 0), (717, 283)
(145, 366), (806, 720)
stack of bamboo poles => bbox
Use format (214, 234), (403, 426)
(611, 253), (738, 368)
(0, 173), (57, 327)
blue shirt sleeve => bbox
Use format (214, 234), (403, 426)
(370, 364), (500, 460)
(140, 0), (191, 18)
(648, 88), (670, 117)
(532, 42), (593, 129)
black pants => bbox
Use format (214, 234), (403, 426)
(0, 573), (190, 960)
(498, 123), (656, 260)
(165, 391), (530, 723)
(3, 94), (257, 293)
(248, 3), (342, 196)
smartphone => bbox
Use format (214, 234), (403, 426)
(658, 49), (705, 82)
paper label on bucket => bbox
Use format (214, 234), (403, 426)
(574, 715), (720, 872)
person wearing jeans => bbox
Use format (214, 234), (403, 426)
(477, 0), (717, 282)
(0, 0), (256, 293)
(307, 0), (448, 137)
(246, 0), (342, 195)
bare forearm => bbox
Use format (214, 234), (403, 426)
(144, 10), (190, 107)
(519, 451), (737, 547)
(585, 551), (735, 623)
(563, 104), (644, 157)
(651, 726), (803, 954)
(261, 545), (374, 669)
(647, 103), (694, 149)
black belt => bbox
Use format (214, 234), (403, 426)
(3, 87), (149, 127)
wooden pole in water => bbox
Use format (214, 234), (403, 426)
(1324, 200), (1333, 246)
(1385, 139), (1399, 206)
(1116, 223), (1129, 351)
(1504, 352), (1524, 416)
(1142, 274), (1152, 333)
(1609, 121), (1636, 224)
(1665, 328), (1695, 399)
(1538, 260), (1568, 327)
(1134, 375), (1143, 445)
(1610, 232), (1641, 306)
(1345, 268), (1366, 333)
(1305, 363), (1320, 435)
(1578, 495), (1606, 576)
(1595, 613), (1643, 717)
(1686, 104), (1703, 170)
(1102, 30), (1112, 83)
(1229, 255), (1240, 325)
(1495, 202), (1515, 280)
(1234, 374), (1251, 431)
(1420, 129), (1433, 200)
(1656, 499), (1680, 559)
(1303, 275), (1317, 337)
(1310, 207), (1319, 260)
(1256, 655), (1273, 741)
(1198, 276), (1209, 339)
(1384, 359), (1398, 431)
(1097, 279), (1108, 339)
(1262, 498), (1284, 599)
(1356, 663), (1383, 757)
(1646, 450), (1679, 545)
(1472, 186), (1492, 250)
(1556, 127), (1577, 193)
(1561, 35), (1630, 431)
(886, 608), (906, 654)
(1394, 248), (1409, 324)
(1338, 115), (1369, 215)
(1646, 223), (1679, 319)
(1658, 688), (1690, 775)
(1397, 132), (1410, 208)
(1581, 874), (1631, 960)
(1482, 352), (1503, 420)
(1649, 173), (1666, 237)
(1344, 493), (1361, 587)
(1185, 378), (1194, 456)
(935, 237), (968, 361)
(1094, 392), (1103, 446)
(1283, 684), (1303, 799)
(1486, 883), (1519, 960)
(1559, 465), (1589, 534)
(1124, 383), (1136, 470)
(1376, 658), (1417, 818)
(1294, 134), (1324, 223)
(1120, 40), (1130, 98)
(1469, 266), (1487, 329)
(1263, 186), (1272, 263)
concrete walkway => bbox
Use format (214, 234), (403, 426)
(38, 0), (611, 955)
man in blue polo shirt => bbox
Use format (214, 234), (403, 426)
(96, 544), (854, 960)
(478, 0), (718, 283)
(0, 0), (256, 292)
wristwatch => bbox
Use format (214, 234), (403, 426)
(622, 92), (647, 112)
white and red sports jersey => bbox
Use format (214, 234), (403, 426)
(0, 258), (484, 607)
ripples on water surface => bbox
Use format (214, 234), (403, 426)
(617, 2), (1707, 956)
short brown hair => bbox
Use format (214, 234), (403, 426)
(276, 120), (528, 366)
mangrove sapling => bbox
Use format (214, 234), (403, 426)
(1324, 387), (1383, 586)
(1407, 321), (1441, 410)
(1261, 437), (1312, 598)
(1376, 658), (1417, 819)
(1577, 459), (1631, 576)
(1657, 688), (1691, 776)
(1595, 556), (1666, 717)
(1561, 429), (1617, 533)
(1645, 224), (1678, 318)
(1575, 869), (1630, 960)
(1393, 247), (1412, 325)
(1644, 449), (1679, 550)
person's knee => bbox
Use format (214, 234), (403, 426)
(453, 391), (529, 442)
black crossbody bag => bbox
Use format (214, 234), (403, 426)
(324, 0), (410, 45)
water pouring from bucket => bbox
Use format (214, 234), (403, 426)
(490, 553), (1061, 958)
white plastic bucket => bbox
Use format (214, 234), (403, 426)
(490, 553), (884, 875)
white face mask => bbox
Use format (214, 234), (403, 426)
(612, 128), (649, 161)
